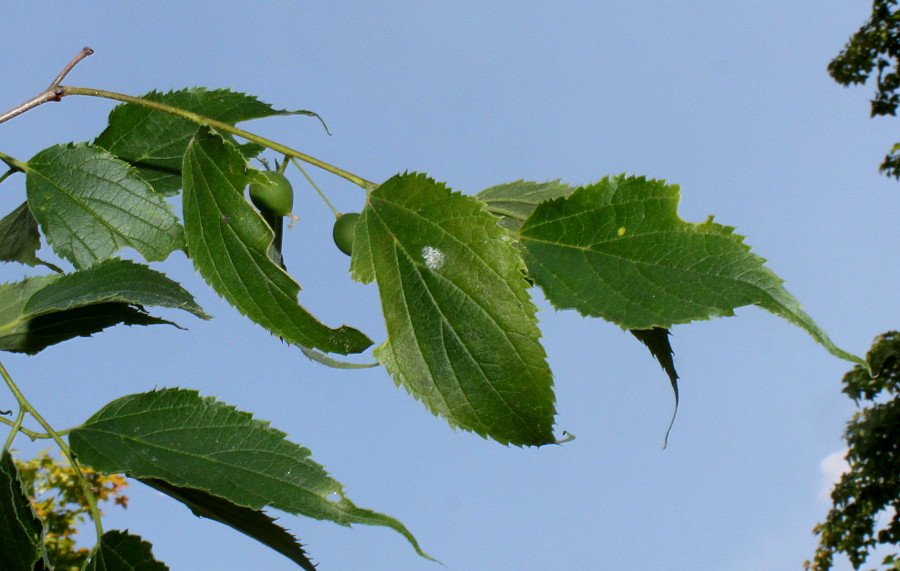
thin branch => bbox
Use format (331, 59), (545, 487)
(0, 360), (103, 541)
(0, 415), (67, 440)
(0, 47), (93, 125)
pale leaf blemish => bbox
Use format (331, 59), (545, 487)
(421, 246), (446, 270)
(617, 226), (626, 236)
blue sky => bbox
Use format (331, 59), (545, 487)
(1, 2), (898, 570)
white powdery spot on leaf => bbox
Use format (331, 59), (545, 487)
(421, 246), (446, 270)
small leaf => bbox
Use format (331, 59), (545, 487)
(23, 259), (209, 320)
(68, 388), (431, 560)
(352, 173), (556, 446)
(94, 88), (328, 196)
(519, 176), (864, 365)
(25, 144), (183, 269)
(138, 478), (315, 570)
(629, 327), (679, 447)
(83, 530), (168, 571)
(0, 451), (45, 571)
(0, 202), (59, 271)
(182, 127), (371, 355)
(477, 179), (574, 231)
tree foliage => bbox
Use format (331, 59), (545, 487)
(807, 332), (900, 570)
(0, 49), (864, 567)
(829, 0), (900, 178)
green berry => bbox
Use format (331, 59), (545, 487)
(332, 212), (361, 256)
(249, 171), (294, 216)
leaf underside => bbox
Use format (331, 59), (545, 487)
(181, 126), (371, 355)
(352, 173), (556, 446)
(139, 478), (316, 570)
(517, 175), (862, 365)
(0, 451), (45, 571)
(25, 143), (183, 269)
(68, 388), (430, 560)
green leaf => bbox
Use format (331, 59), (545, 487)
(518, 175), (864, 365)
(352, 173), (555, 446)
(0, 265), (195, 354)
(0, 202), (59, 271)
(94, 88), (328, 196)
(138, 478), (316, 570)
(477, 179), (574, 231)
(83, 530), (168, 571)
(25, 144), (183, 269)
(182, 127), (371, 355)
(68, 388), (431, 561)
(300, 346), (379, 370)
(23, 259), (209, 320)
(0, 451), (45, 571)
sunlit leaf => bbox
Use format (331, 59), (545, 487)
(94, 88), (328, 196)
(83, 530), (167, 571)
(139, 478), (315, 570)
(182, 127), (371, 355)
(352, 173), (555, 446)
(518, 175), (863, 365)
(0, 451), (45, 571)
(69, 388), (431, 560)
(25, 144), (183, 269)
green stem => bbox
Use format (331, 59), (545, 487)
(0, 416), (67, 440)
(0, 360), (103, 541)
(0, 150), (28, 173)
(0, 169), (16, 185)
(2, 408), (26, 453)
(290, 157), (341, 217)
(59, 86), (378, 191)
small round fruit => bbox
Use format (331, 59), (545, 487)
(332, 212), (361, 256)
(249, 171), (294, 216)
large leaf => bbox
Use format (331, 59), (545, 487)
(138, 478), (315, 570)
(182, 127), (371, 355)
(518, 175), (863, 365)
(68, 388), (431, 560)
(352, 173), (555, 446)
(25, 144), (183, 269)
(83, 530), (168, 571)
(0, 260), (204, 354)
(94, 88), (327, 196)
(480, 180), (684, 421)
(0, 451), (45, 571)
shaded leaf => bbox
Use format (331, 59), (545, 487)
(477, 179), (574, 231)
(0, 451), (45, 571)
(0, 264), (197, 354)
(629, 327), (679, 447)
(182, 127), (371, 355)
(352, 173), (555, 446)
(83, 530), (168, 571)
(25, 144), (183, 269)
(0, 202), (59, 271)
(23, 258), (208, 320)
(68, 388), (431, 560)
(518, 176), (864, 366)
(94, 88), (328, 196)
(139, 478), (315, 570)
